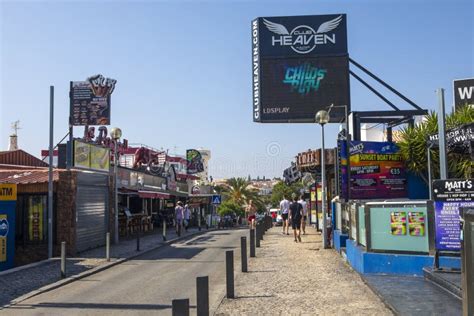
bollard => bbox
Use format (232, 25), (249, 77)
(136, 225), (141, 251)
(241, 236), (247, 272)
(163, 221), (167, 241)
(60, 241), (66, 278)
(226, 250), (234, 298)
(106, 232), (110, 262)
(196, 276), (209, 316)
(256, 225), (261, 248)
(260, 221), (264, 240)
(172, 299), (189, 316)
(198, 213), (201, 231)
(250, 229), (256, 257)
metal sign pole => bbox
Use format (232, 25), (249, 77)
(48, 86), (54, 259)
(321, 124), (328, 249)
(437, 88), (448, 180)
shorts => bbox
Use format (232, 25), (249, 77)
(292, 218), (301, 229)
(282, 213), (288, 221)
(248, 215), (256, 222)
(303, 215), (307, 221)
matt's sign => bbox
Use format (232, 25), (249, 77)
(453, 78), (474, 110)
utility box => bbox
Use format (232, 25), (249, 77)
(0, 184), (17, 271)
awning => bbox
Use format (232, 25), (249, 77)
(138, 190), (171, 199)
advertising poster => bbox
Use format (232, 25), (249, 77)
(339, 141), (407, 200)
(28, 196), (45, 241)
(74, 141), (90, 169)
(433, 179), (474, 251)
(186, 149), (204, 174)
(70, 75), (116, 126)
(408, 212), (425, 236)
(0, 184), (17, 270)
(310, 187), (317, 224)
(252, 14), (350, 123)
(90, 144), (110, 172)
(390, 212), (407, 235)
(74, 140), (110, 172)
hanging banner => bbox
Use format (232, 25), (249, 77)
(433, 179), (474, 251)
(70, 74), (117, 126)
(186, 149), (204, 174)
(0, 184), (17, 271)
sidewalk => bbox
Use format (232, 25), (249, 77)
(0, 226), (207, 308)
(216, 226), (392, 315)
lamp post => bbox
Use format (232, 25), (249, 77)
(316, 110), (330, 249)
(110, 127), (122, 244)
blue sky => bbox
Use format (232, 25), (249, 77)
(1, 0), (473, 179)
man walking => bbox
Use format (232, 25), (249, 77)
(289, 194), (303, 242)
(280, 196), (290, 235)
(175, 201), (184, 236)
(298, 195), (308, 235)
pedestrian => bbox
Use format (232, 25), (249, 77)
(246, 199), (256, 228)
(289, 194), (303, 242)
(298, 195), (308, 235)
(175, 201), (184, 236)
(280, 196), (290, 235)
(183, 204), (191, 232)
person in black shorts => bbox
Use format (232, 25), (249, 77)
(289, 194), (303, 242)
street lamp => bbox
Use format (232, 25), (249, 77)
(315, 110), (330, 249)
(111, 127), (122, 244)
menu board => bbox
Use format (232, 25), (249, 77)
(408, 212), (425, 237)
(70, 75), (116, 126)
(433, 179), (474, 251)
(390, 212), (407, 235)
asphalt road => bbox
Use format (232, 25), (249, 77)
(4, 229), (247, 316)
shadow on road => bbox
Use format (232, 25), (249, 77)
(13, 302), (197, 310)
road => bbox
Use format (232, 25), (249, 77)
(3, 229), (247, 316)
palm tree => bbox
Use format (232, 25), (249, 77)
(397, 106), (474, 181)
(220, 177), (264, 211)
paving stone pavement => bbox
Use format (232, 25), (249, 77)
(0, 226), (205, 308)
(216, 226), (393, 316)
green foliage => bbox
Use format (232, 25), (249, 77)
(270, 181), (303, 207)
(219, 177), (265, 212)
(217, 200), (244, 217)
(397, 106), (474, 180)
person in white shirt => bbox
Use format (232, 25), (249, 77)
(298, 196), (308, 235)
(280, 196), (290, 235)
(175, 201), (184, 236)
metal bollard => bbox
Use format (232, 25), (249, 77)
(198, 214), (201, 231)
(106, 232), (110, 262)
(226, 250), (234, 298)
(241, 236), (247, 272)
(196, 276), (209, 316)
(136, 226), (140, 251)
(163, 221), (167, 241)
(256, 225), (261, 248)
(250, 229), (256, 257)
(172, 299), (189, 316)
(260, 222), (264, 239)
(60, 241), (66, 278)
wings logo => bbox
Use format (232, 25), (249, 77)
(263, 15), (343, 54)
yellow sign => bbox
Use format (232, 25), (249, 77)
(74, 140), (110, 172)
(0, 184), (17, 201)
(0, 214), (6, 262)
